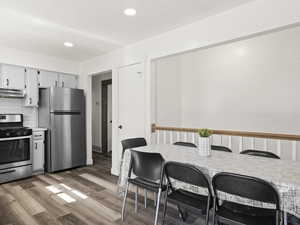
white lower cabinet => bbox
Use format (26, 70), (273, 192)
(33, 130), (45, 174)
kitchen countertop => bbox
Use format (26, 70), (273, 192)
(31, 128), (48, 132)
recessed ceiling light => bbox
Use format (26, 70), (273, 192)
(124, 8), (136, 16)
(64, 42), (74, 48)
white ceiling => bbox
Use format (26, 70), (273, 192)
(0, 0), (253, 61)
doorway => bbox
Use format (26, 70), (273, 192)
(92, 71), (113, 161)
(101, 79), (112, 155)
(87, 62), (149, 175)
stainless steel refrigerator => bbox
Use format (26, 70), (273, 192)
(39, 87), (86, 172)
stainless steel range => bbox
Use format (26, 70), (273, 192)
(0, 114), (33, 183)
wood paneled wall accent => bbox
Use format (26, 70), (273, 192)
(151, 124), (300, 141)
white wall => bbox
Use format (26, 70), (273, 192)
(153, 55), (182, 126)
(80, 0), (300, 75)
(153, 25), (300, 135)
(79, 0), (300, 172)
(0, 45), (80, 74)
(92, 72), (112, 150)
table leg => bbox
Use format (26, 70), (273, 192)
(284, 212), (287, 225)
(135, 186), (138, 213)
(144, 189), (147, 208)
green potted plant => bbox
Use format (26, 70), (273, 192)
(198, 128), (213, 156)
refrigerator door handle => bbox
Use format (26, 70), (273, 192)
(52, 111), (81, 115)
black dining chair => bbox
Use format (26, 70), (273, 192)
(121, 150), (166, 225)
(121, 137), (147, 156)
(212, 172), (281, 225)
(173, 142), (197, 148)
(288, 213), (300, 225)
(161, 161), (213, 225)
(211, 145), (232, 152)
(240, 149), (280, 159)
(121, 138), (148, 208)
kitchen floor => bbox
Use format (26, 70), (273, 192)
(0, 153), (206, 225)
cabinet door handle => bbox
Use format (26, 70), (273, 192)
(35, 143), (38, 149)
(6, 78), (9, 87)
(62, 81), (64, 87)
(55, 81), (58, 87)
(29, 98), (32, 104)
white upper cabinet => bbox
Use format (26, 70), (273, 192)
(24, 68), (38, 107)
(0, 64), (25, 90)
(38, 70), (59, 88)
(58, 74), (78, 88)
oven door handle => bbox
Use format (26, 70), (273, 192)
(0, 169), (16, 175)
(0, 135), (32, 141)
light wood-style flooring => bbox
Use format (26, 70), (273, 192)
(0, 153), (206, 225)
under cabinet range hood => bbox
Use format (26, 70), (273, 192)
(0, 88), (25, 98)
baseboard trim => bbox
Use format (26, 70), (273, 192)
(92, 145), (102, 153)
(87, 157), (93, 165)
(111, 167), (119, 176)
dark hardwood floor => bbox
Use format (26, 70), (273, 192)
(0, 153), (206, 225)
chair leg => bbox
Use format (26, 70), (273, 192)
(162, 188), (169, 225)
(283, 211), (287, 225)
(154, 188), (162, 225)
(135, 186), (138, 213)
(212, 197), (216, 225)
(205, 196), (211, 225)
(177, 206), (187, 222)
(121, 182), (129, 221)
(144, 189), (147, 208)
(282, 211), (286, 225)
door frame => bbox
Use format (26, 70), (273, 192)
(101, 79), (112, 154)
(86, 59), (152, 176)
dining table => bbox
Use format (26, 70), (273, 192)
(118, 144), (300, 220)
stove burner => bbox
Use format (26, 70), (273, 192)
(0, 127), (32, 138)
(0, 114), (32, 138)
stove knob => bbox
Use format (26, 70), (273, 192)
(5, 132), (10, 137)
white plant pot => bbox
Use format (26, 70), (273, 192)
(198, 137), (211, 157)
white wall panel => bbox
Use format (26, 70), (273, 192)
(154, 25), (300, 135)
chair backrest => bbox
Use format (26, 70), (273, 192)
(212, 172), (280, 209)
(163, 161), (212, 195)
(130, 150), (164, 182)
(173, 142), (197, 148)
(211, 145), (232, 152)
(240, 150), (280, 159)
(121, 138), (147, 154)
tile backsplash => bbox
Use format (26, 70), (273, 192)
(0, 98), (38, 127)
